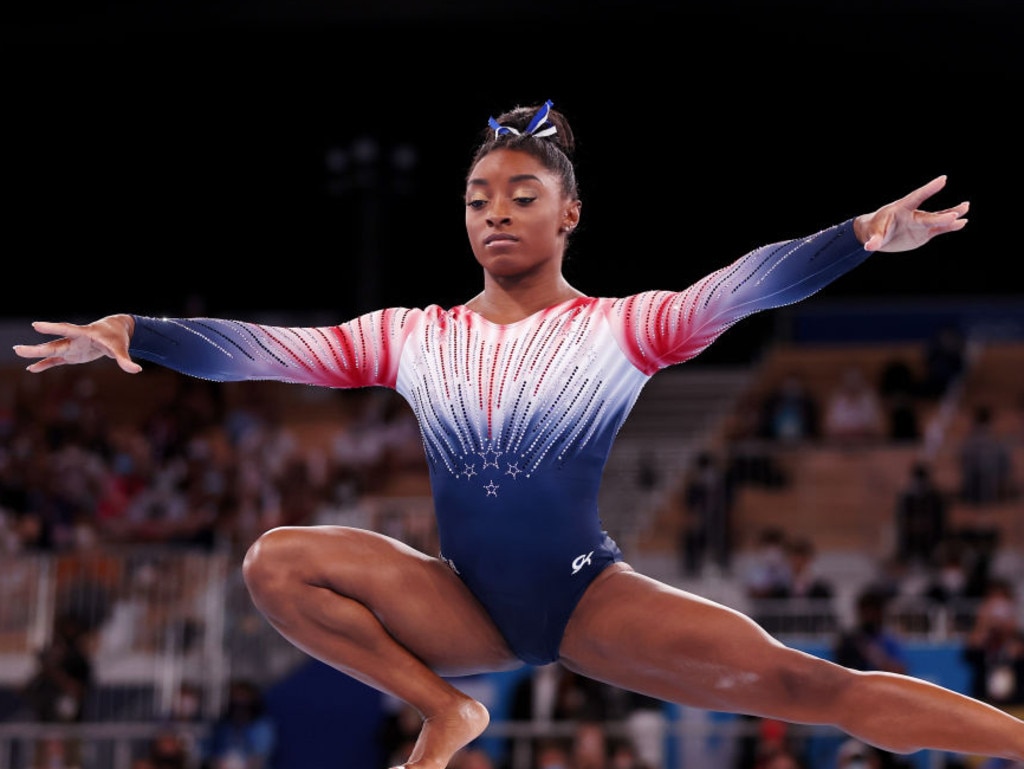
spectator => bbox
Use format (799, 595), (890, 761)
(781, 537), (834, 602)
(169, 680), (205, 723)
(884, 389), (921, 443)
(878, 357), (921, 442)
(823, 366), (885, 446)
(572, 720), (610, 769)
(200, 679), (277, 769)
(743, 717), (804, 769)
(624, 695), (666, 769)
(505, 662), (616, 767)
(678, 450), (735, 577)
(878, 358), (917, 404)
(893, 460), (949, 568)
(962, 578), (1024, 716)
(743, 527), (798, 636)
(834, 590), (908, 676)
(609, 737), (650, 769)
(31, 735), (82, 769)
(919, 325), (966, 401)
(142, 727), (192, 769)
(959, 405), (1015, 506)
(721, 393), (789, 491)
(922, 539), (988, 633)
(758, 373), (820, 444)
(874, 552), (921, 597)
(507, 663), (614, 724)
(534, 738), (572, 769)
(635, 450), (660, 493)
(599, 687), (666, 769)
(18, 606), (94, 769)
(20, 612), (94, 723)
(743, 527), (791, 600)
(777, 537), (836, 634)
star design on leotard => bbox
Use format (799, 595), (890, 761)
(483, 481), (499, 496)
(479, 449), (502, 469)
(461, 464), (477, 479)
(505, 463), (522, 479)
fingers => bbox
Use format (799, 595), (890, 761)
(861, 209), (895, 252)
(862, 176), (969, 253)
(921, 206), (969, 235)
(900, 175), (948, 209)
(24, 358), (65, 374)
(13, 319), (143, 375)
(30, 320), (86, 338)
(11, 323), (86, 363)
(12, 342), (55, 360)
(900, 176), (970, 221)
(116, 356), (144, 374)
(13, 341), (77, 373)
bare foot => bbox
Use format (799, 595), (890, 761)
(394, 698), (490, 769)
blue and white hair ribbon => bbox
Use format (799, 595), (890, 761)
(488, 100), (557, 139)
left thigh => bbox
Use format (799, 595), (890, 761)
(558, 564), (846, 716)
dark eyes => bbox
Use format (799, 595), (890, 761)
(465, 197), (537, 210)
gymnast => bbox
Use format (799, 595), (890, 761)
(15, 100), (1024, 769)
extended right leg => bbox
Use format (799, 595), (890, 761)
(242, 525), (521, 769)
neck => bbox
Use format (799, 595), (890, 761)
(467, 274), (585, 324)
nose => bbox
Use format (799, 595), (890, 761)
(486, 199), (512, 227)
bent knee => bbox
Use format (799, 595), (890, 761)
(242, 525), (398, 600)
(243, 525), (323, 599)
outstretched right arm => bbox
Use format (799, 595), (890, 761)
(14, 310), (411, 389)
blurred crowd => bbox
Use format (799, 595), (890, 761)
(2, 321), (1023, 769)
(0, 367), (426, 561)
(676, 324), (1021, 593)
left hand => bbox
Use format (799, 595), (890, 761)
(854, 175), (969, 253)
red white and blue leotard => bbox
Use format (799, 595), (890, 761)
(129, 219), (868, 664)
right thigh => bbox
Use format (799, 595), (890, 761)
(243, 525), (520, 676)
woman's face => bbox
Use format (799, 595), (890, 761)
(465, 148), (579, 280)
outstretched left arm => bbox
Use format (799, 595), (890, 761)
(854, 174), (968, 253)
(615, 175), (968, 372)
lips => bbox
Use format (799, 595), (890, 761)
(484, 233), (519, 245)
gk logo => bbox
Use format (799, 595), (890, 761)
(571, 551), (594, 575)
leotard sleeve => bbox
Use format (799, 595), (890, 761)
(612, 219), (869, 374)
(128, 307), (416, 389)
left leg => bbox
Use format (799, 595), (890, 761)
(558, 564), (1024, 760)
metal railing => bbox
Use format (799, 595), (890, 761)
(0, 722), (208, 769)
(0, 547), (995, 769)
(1, 548), (235, 722)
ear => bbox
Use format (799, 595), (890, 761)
(560, 199), (582, 234)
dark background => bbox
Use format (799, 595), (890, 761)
(5, 1), (1022, 360)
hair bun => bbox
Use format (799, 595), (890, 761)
(486, 102), (575, 157)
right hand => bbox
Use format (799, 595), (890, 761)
(12, 314), (142, 374)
